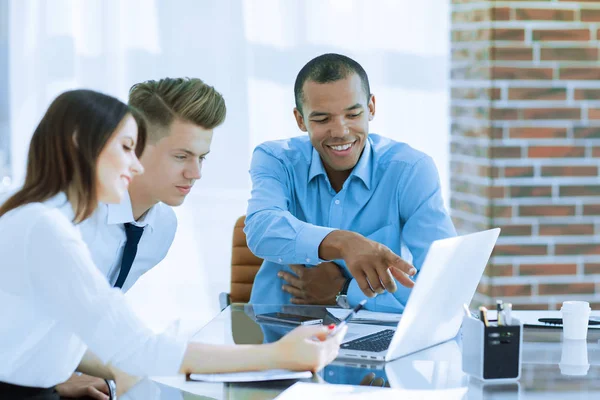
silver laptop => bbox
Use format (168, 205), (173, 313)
(336, 228), (501, 363)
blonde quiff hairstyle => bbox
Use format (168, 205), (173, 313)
(128, 77), (226, 142)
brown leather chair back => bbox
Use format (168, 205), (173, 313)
(230, 216), (263, 303)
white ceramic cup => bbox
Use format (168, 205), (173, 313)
(561, 301), (591, 340)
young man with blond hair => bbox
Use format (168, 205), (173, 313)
(56, 77), (226, 399)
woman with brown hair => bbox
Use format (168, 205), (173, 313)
(0, 89), (345, 399)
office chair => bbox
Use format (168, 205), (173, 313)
(219, 216), (263, 310)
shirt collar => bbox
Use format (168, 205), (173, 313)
(106, 192), (157, 232)
(307, 137), (373, 190)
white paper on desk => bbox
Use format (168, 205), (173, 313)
(275, 382), (467, 400)
(327, 308), (402, 324)
(189, 369), (312, 383)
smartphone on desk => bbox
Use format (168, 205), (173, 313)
(255, 312), (323, 326)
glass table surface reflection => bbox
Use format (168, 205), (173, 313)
(148, 304), (600, 400)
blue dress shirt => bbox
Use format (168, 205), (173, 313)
(245, 134), (456, 312)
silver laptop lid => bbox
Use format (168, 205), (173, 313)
(385, 228), (501, 362)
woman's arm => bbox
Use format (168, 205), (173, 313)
(179, 325), (346, 374)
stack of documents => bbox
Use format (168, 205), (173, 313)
(275, 382), (467, 399)
(326, 308), (402, 325)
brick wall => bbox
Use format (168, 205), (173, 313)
(450, 0), (600, 310)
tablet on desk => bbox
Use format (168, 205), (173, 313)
(255, 312), (323, 326)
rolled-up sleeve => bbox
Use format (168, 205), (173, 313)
(26, 213), (187, 377)
(245, 147), (335, 265)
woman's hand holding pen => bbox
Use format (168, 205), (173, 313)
(273, 324), (347, 372)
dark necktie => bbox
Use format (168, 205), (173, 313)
(114, 223), (145, 289)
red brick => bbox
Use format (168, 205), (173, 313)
(451, 87), (502, 101)
(541, 166), (598, 176)
(488, 186), (506, 199)
(492, 47), (533, 61)
(541, 47), (598, 61)
(533, 29), (590, 41)
(581, 9), (600, 22)
(498, 224), (533, 236)
(539, 224), (594, 236)
(508, 87), (566, 101)
(491, 108), (519, 120)
(492, 7), (511, 21)
(590, 109), (600, 120)
(491, 146), (522, 159)
(585, 264), (600, 274)
(555, 244), (600, 256)
(516, 8), (574, 21)
(520, 263), (577, 276)
(504, 166), (535, 177)
(512, 303), (550, 311)
(560, 185), (600, 197)
(491, 284), (532, 297)
(494, 245), (548, 257)
(510, 186), (552, 197)
(522, 108), (580, 120)
(452, 124), (502, 139)
(509, 127), (567, 139)
(491, 67), (553, 80)
(575, 89), (600, 100)
(595, 147), (600, 157)
(489, 29), (525, 41)
(584, 205), (600, 215)
(492, 206), (513, 218)
(519, 205), (575, 217)
(560, 68), (600, 80)
(528, 146), (585, 158)
(491, 265), (514, 277)
(539, 283), (595, 296)
(574, 127), (600, 138)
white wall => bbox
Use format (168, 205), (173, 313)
(7, 0), (449, 334)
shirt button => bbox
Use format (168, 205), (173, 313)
(306, 258), (311, 263)
(334, 200), (340, 205)
(278, 258), (283, 263)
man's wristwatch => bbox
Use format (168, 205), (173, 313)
(335, 278), (353, 309)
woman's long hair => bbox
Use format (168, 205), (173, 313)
(0, 89), (146, 222)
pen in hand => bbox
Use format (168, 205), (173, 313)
(329, 300), (367, 337)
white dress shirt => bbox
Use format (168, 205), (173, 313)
(0, 193), (187, 388)
(79, 192), (177, 292)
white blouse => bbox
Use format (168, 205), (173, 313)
(0, 193), (187, 388)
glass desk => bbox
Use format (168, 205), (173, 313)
(147, 304), (600, 399)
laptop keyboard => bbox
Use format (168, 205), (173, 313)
(341, 329), (395, 353)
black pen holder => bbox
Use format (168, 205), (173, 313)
(461, 316), (523, 381)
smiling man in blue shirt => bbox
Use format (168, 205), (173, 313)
(245, 53), (456, 312)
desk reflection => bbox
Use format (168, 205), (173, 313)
(147, 305), (600, 399)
